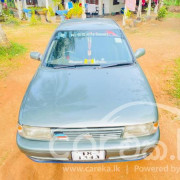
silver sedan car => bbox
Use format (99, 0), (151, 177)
(17, 18), (159, 163)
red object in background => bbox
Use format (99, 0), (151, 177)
(142, 0), (145, 6)
(3, 3), (7, 8)
(79, 3), (82, 7)
(154, 0), (158, 4)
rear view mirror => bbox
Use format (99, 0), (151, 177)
(30, 52), (42, 61)
(134, 48), (145, 59)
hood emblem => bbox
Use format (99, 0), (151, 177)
(54, 132), (68, 140)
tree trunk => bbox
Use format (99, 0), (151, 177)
(154, 1), (159, 14)
(0, 24), (10, 47)
(137, 0), (142, 20)
(0, 2), (3, 16)
(17, 0), (22, 19)
(46, 0), (49, 9)
(147, 0), (151, 16)
(160, 0), (164, 8)
(123, 5), (127, 26)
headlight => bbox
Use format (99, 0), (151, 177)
(17, 124), (52, 140)
(123, 122), (158, 138)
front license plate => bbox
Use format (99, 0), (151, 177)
(72, 151), (105, 161)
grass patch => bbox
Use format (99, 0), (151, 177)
(0, 42), (27, 78)
(164, 0), (180, 6)
(172, 58), (180, 98)
(0, 42), (26, 60)
(167, 12), (180, 18)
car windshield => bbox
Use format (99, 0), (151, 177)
(44, 30), (133, 67)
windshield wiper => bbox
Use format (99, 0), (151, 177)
(47, 64), (101, 69)
(101, 62), (133, 68)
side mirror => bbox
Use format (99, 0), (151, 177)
(30, 52), (42, 61)
(134, 48), (145, 59)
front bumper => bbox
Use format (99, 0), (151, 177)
(17, 128), (160, 163)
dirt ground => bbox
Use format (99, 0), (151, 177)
(0, 17), (180, 180)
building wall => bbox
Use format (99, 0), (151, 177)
(37, 0), (55, 8)
(37, 0), (58, 11)
(37, 0), (46, 7)
(110, 0), (125, 13)
(106, 0), (125, 14)
(102, 0), (110, 14)
(37, 0), (125, 15)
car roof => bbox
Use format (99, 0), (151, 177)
(56, 18), (121, 31)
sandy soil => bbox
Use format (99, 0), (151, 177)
(0, 17), (180, 180)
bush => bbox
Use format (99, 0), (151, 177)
(125, 9), (132, 18)
(2, 9), (20, 25)
(42, 8), (48, 14)
(30, 10), (40, 25)
(72, 3), (83, 17)
(48, 7), (55, 16)
(65, 3), (83, 19)
(5, 15), (20, 25)
(66, 10), (73, 19)
(1, 9), (16, 23)
(2, 9), (14, 16)
(157, 6), (168, 20)
(59, 4), (65, 10)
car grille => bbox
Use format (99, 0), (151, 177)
(51, 127), (124, 141)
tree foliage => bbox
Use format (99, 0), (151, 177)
(157, 6), (168, 19)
